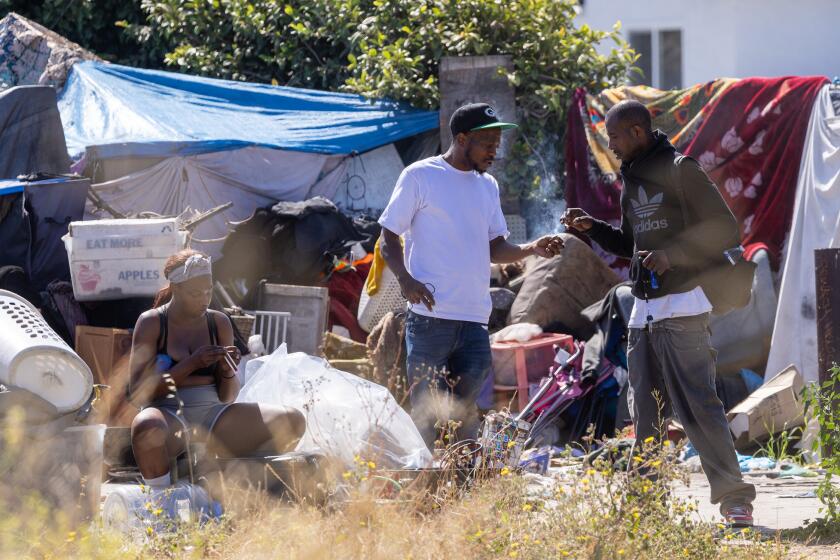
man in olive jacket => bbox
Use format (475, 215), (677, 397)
(563, 100), (755, 527)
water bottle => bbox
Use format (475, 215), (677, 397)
(103, 480), (222, 534)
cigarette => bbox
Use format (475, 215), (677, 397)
(223, 351), (237, 373)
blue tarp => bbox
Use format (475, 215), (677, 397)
(58, 62), (439, 158)
(0, 179), (24, 196)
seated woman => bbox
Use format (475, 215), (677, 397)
(128, 249), (305, 489)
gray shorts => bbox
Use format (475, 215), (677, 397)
(146, 385), (232, 438)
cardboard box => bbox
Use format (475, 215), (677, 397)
(63, 218), (186, 301)
(727, 364), (805, 448)
(75, 326), (137, 426)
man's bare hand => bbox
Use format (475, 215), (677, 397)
(639, 250), (671, 276)
(528, 235), (564, 258)
(560, 208), (594, 232)
(399, 275), (436, 311)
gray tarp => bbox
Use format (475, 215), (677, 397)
(0, 84), (82, 290)
(0, 85), (70, 177)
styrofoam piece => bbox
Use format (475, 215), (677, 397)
(67, 234), (182, 260)
(0, 289), (93, 412)
(67, 257), (170, 301)
(68, 217), (179, 238)
(63, 218), (187, 301)
(357, 266), (407, 332)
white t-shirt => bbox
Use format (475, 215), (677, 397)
(627, 286), (713, 328)
(378, 155), (509, 323)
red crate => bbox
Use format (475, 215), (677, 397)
(491, 333), (574, 412)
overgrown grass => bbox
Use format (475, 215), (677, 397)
(0, 426), (790, 560)
(754, 425), (805, 464)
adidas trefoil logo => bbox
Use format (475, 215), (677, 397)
(631, 186), (669, 234)
(630, 186), (664, 219)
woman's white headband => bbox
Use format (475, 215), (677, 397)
(167, 254), (212, 284)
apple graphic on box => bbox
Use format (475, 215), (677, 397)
(78, 264), (101, 291)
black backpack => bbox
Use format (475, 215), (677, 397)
(671, 155), (756, 315)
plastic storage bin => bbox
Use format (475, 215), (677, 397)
(4, 424), (105, 525)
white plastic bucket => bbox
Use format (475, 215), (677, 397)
(0, 289), (93, 412)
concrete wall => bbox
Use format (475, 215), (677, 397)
(577, 0), (840, 87)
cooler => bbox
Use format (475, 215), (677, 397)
(63, 218), (187, 301)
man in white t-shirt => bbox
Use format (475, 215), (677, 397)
(379, 103), (564, 446)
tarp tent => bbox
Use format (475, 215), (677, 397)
(0, 85), (70, 177)
(0, 83), (83, 291)
(60, 62), (438, 157)
(58, 62), (438, 256)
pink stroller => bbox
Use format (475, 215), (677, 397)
(516, 340), (617, 445)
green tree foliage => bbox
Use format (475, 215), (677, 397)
(5, 1), (634, 199)
(145, 0), (636, 199)
(804, 366), (840, 523)
(0, 0), (169, 67)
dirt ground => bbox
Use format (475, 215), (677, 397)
(675, 472), (839, 559)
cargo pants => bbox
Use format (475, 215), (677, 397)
(627, 313), (756, 512)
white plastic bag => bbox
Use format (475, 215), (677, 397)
(491, 323), (543, 344)
(237, 344), (431, 469)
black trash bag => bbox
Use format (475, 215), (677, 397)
(352, 215), (382, 254)
(216, 197), (365, 305)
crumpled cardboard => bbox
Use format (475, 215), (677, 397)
(727, 364), (805, 448)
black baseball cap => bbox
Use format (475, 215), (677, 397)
(449, 103), (518, 137)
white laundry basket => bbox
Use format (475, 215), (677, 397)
(0, 289), (93, 412)
(357, 266), (407, 332)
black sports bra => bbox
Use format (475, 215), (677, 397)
(156, 306), (219, 377)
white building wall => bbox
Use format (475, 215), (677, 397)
(730, 0), (839, 79)
(578, 0), (840, 87)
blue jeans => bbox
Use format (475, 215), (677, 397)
(404, 311), (492, 446)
